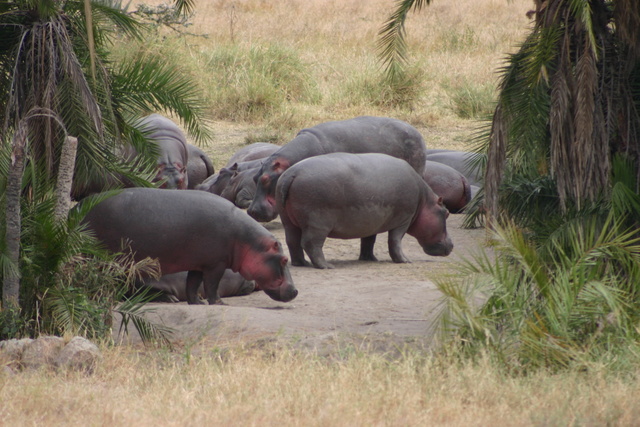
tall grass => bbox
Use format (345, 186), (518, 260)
(2, 343), (640, 425)
(125, 0), (531, 130)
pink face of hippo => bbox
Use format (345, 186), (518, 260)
(237, 235), (297, 302)
(408, 196), (454, 256)
(156, 161), (188, 189)
(248, 158), (290, 222)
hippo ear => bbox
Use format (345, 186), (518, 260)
(230, 163), (239, 171)
(272, 160), (287, 174)
(437, 196), (444, 206)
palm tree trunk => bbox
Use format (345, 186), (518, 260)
(54, 136), (78, 222)
(3, 125), (27, 309)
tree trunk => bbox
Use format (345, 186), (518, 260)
(3, 126), (27, 310)
(54, 136), (78, 223)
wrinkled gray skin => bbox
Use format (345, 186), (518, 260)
(196, 159), (263, 196)
(140, 270), (256, 302)
(423, 161), (471, 213)
(275, 153), (453, 269)
(220, 165), (260, 208)
(83, 188), (297, 304)
(186, 144), (215, 189)
(196, 159), (265, 195)
(426, 150), (484, 187)
(248, 116), (428, 223)
(138, 114), (190, 189)
(225, 142), (280, 168)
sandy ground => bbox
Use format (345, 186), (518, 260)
(113, 121), (489, 353)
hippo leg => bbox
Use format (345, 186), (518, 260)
(203, 264), (228, 305)
(388, 228), (411, 263)
(358, 235), (378, 261)
(301, 229), (333, 269)
(281, 217), (311, 267)
(186, 270), (205, 305)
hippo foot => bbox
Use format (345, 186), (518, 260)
(208, 298), (226, 305)
(187, 298), (206, 305)
(358, 254), (378, 262)
(291, 259), (312, 267)
(391, 258), (411, 264)
(313, 262), (335, 269)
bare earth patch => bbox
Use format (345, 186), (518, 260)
(114, 121), (488, 354)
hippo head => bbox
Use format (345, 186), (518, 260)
(247, 158), (289, 222)
(408, 195), (454, 257)
(156, 162), (188, 189)
(238, 235), (298, 302)
(221, 169), (257, 209)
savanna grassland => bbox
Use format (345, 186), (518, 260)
(3, 1), (640, 425)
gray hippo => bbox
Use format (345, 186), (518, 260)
(83, 188), (297, 304)
(221, 166), (260, 209)
(140, 270), (256, 302)
(195, 159), (263, 195)
(426, 150), (484, 187)
(248, 116), (428, 223)
(138, 114), (190, 189)
(423, 160), (471, 213)
(186, 144), (215, 189)
(275, 153), (453, 269)
(225, 142), (280, 167)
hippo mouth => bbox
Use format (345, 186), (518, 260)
(263, 285), (298, 302)
(423, 239), (454, 257)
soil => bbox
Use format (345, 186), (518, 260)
(113, 121), (490, 354)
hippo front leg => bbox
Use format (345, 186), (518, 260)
(203, 264), (228, 305)
(186, 270), (205, 305)
(388, 228), (411, 263)
(358, 235), (378, 261)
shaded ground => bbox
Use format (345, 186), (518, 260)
(113, 122), (489, 353)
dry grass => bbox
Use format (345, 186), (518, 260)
(7, 2), (636, 425)
(2, 343), (640, 426)
(128, 0), (532, 148)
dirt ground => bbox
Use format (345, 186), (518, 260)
(113, 121), (489, 354)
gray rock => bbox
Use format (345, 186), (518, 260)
(54, 336), (101, 373)
(0, 338), (33, 362)
(21, 336), (65, 370)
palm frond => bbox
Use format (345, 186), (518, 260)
(377, 0), (432, 78)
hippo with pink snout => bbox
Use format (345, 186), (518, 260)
(275, 153), (453, 269)
(83, 188), (297, 304)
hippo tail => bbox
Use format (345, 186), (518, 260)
(275, 170), (296, 210)
(201, 153), (215, 177)
(461, 175), (472, 210)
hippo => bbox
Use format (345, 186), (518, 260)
(195, 159), (263, 196)
(225, 142), (280, 167)
(248, 116), (428, 223)
(83, 188), (297, 304)
(138, 114), (190, 189)
(275, 153), (453, 269)
(423, 160), (472, 213)
(426, 150), (484, 187)
(139, 270), (256, 302)
(220, 166), (260, 208)
(186, 144), (215, 189)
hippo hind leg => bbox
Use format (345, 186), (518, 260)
(186, 270), (206, 305)
(301, 228), (333, 269)
(388, 228), (411, 263)
(281, 215), (312, 267)
(358, 235), (378, 262)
